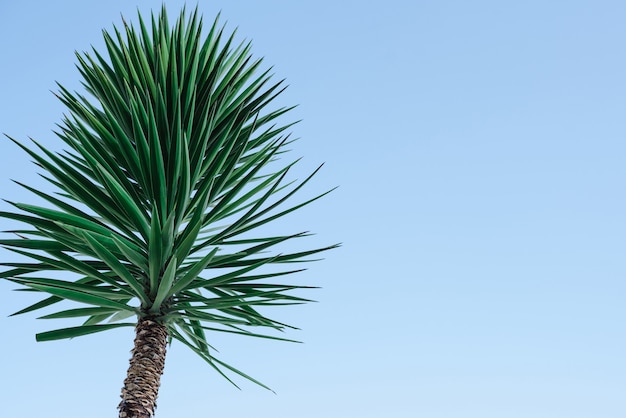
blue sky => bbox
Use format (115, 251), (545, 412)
(1, 1), (625, 417)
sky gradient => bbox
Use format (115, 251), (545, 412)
(1, 1), (625, 417)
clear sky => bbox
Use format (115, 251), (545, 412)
(1, 1), (625, 417)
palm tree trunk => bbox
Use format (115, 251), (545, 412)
(118, 318), (168, 418)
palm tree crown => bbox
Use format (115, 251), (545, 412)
(0, 7), (336, 416)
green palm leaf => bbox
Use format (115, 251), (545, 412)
(0, 5), (337, 395)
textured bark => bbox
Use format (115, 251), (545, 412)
(118, 318), (168, 418)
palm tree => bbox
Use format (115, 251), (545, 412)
(0, 7), (336, 418)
